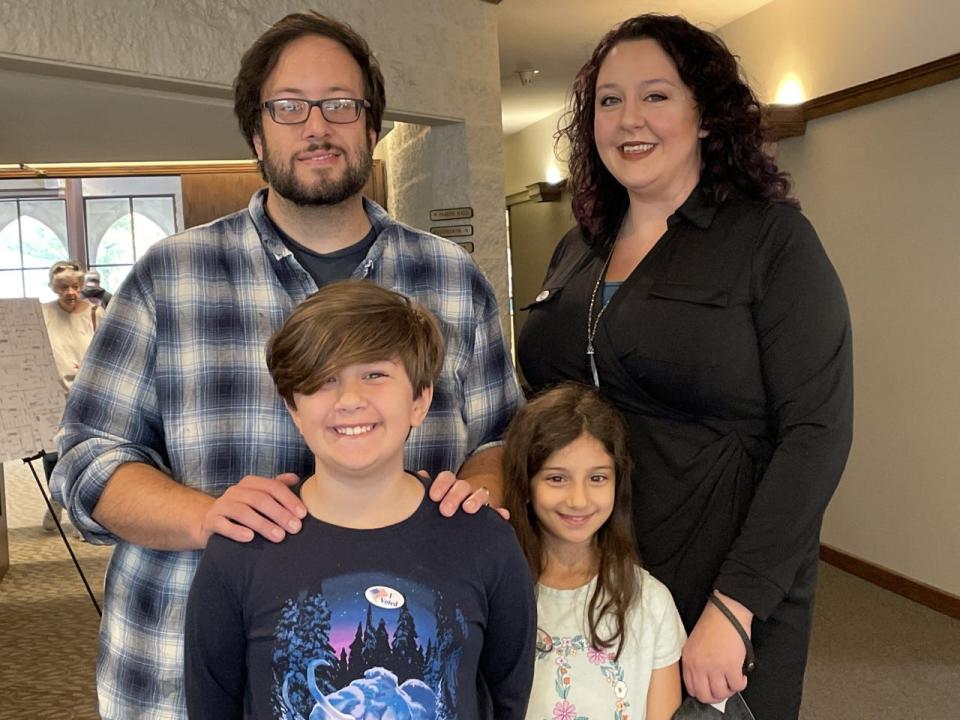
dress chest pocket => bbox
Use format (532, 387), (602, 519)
(629, 281), (732, 368)
(648, 281), (730, 308)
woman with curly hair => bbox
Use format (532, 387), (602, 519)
(517, 14), (853, 719)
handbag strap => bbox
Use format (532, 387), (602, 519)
(707, 592), (756, 675)
(90, 304), (98, 331)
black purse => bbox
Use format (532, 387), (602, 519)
(671, 692), (756, 720)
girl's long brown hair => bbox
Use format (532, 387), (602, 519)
(503, 383), (640, 659)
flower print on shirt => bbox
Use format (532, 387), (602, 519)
(537, 633), (630, 720)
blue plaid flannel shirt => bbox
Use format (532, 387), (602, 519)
(51, 189), (522, 719)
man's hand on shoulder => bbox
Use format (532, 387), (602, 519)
(200, 473), (307, 546)
(426, 470), (509, 521)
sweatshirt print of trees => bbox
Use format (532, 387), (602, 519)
(271, 572), (468, 719)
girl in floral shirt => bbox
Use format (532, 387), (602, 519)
(504, 384), (685, 720)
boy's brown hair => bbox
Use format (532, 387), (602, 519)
(266, 280), (444, 406)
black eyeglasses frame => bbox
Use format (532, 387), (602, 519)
(260, 97), (371, 125)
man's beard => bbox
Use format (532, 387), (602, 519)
(262, 138), (372, 207)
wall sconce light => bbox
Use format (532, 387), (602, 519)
(544, 162), (563, 185)
(774, 73), (807, 105)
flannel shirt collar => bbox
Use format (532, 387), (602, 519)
(246, 188), (394, 273)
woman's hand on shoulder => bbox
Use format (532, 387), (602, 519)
(426, 470), (509, 520)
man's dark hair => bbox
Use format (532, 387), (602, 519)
(234, 11), (386, 154)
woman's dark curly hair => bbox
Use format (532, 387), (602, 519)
(558, 14), (797, 245)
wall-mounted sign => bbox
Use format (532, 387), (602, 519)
(430, 207), (474, 221)
(456, 241), (475, 254)
(430, 224), (473, 238)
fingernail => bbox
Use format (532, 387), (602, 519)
(272, 528), (284, 540)
(296, 505), (307, 518)
(288, 519), (301, 532)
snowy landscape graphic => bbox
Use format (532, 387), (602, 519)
(270, 573), (468, 719)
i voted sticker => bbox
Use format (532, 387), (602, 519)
(365, 585), (405, 609)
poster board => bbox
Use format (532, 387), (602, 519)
(0, 298), (65, 463)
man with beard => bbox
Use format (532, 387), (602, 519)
(51, 12), (520, 720)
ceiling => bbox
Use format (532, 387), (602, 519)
(0, 1), (774, 165)
(497, 0), (774, 135)
(0, 66), (247, 164)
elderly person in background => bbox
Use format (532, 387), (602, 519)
(40, 260), (104, 530)
(81, 269), (112, 308)
(517, 14), (852, 719)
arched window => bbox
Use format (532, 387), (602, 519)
(0, 200), (69, 299)
(86, 195), (176, 291)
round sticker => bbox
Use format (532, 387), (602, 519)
(365, 585), (405, 609)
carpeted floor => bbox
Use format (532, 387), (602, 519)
(1, 460), (108, 720)
(2, 459), (959, 719)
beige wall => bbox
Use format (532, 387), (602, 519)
(503, 108), (567, 196)
(776, 79), (960, 595)
(720, 0), (960, 594)
(1, 0), (510, 311)
(719, 0), (960, 102)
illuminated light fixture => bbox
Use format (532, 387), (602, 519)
(517, 68), (540, 86)
(774, 74), (807, 105)
(544, 162), (563, 185)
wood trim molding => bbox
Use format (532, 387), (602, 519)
(506, 178), (568, 207)
(0, 161), (259, 179)
(820, 544), (960, 620)
(804, 53), (960, 122)
(764, 52), (960, 140)
(762, 104), (806, 140)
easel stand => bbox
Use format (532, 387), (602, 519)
(21, 451), (102, 618)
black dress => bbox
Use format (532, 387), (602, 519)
(517, 188), (853, 719)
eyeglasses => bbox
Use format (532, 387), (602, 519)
(261, 97), (371, 125)
(52, 262), (80, 274)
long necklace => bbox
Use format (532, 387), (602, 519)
(585, 248), (615, 388)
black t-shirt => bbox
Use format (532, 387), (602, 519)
(184, 484), (537, 720)
(269, 214), (377, 288)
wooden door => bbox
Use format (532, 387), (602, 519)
(181, 159), (387, 228)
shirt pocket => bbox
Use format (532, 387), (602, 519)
(648, 281), (730, 308)
(632, 280), (732, 368)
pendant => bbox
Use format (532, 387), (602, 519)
(588, 349), (600, 388)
